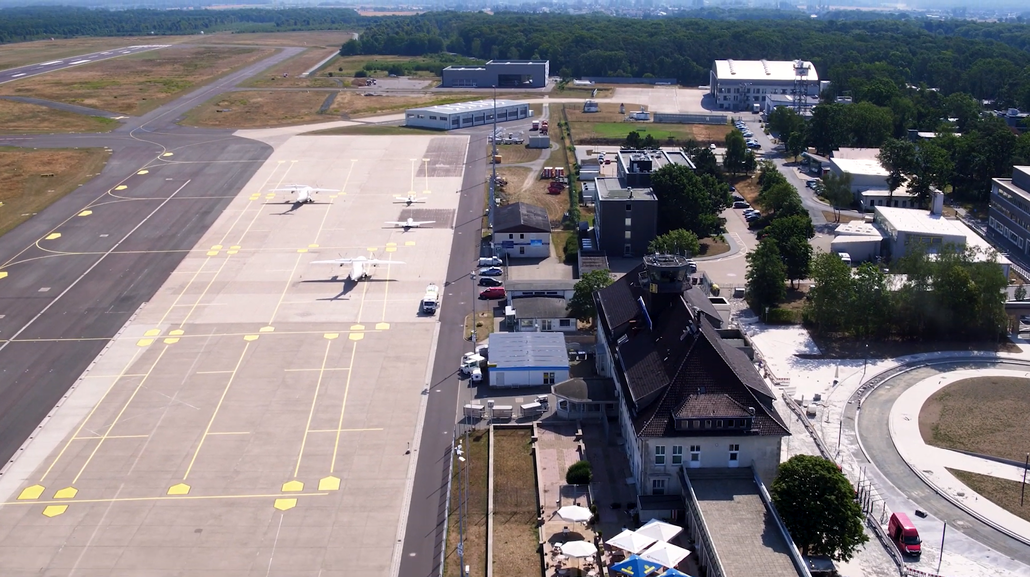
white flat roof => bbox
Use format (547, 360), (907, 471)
(835, 221), (884, 237)
(713, 59), (818, 83)
(833, 147), (881, 160)
(861, 187), (917, 198)
(877, 207), (963, 236)
(407, 99), (526, 115)
(831, 157), (888, 177)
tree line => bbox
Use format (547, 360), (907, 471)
(0, 6), (366, 43)
(344, 12), (1030, 109)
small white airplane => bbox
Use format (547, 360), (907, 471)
(394, 193), (428, 205)
(310, 255), (404, 282)
(386, 217), (435, 229)
(271, 184), (337, 204)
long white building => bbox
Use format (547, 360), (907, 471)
(709, 59), (825, 112)
(404, 99), (531, 130)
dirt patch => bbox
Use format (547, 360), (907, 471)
(919, 376), (1030, 463)
(0, 37), (183, 71)
(0, 45), (274, 115)
(495, 166), (569, 225)
(489, 142), (546, 165)
(731, 174), (762, 206)
(0, 98), (118, 133)
(242, 47), (342, 88)
(181, 90), (332, 128)
(698, 237), (730, 257)
(947, 469), (1030, 523)
(0, 146), (110, 237)
(821, 210), (864, 223)
(464, 310), (493, 343)
(444, 429), (489, 577)
(493, 428), (540, 577)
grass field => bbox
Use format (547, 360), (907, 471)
(444, 429), (489, 577)
(554, 85), (614, 99)
(180, 90), (333, 128)
(492, 428), (541, 577)
(184, 30), (355, 47)
(241, 47), (342, 88)
(948, 469), (1030, 523)
(0, 146), (110, 237)
(564, 102), (730, 145)
(0, 98), (118, 133)
(317, 54), (415, 78)
(919, 376), (1030, 464)
(0, 45), (274, 115)
(495, 166), (569, 226)
(0, 37), (170, 71)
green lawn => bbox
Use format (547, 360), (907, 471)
(588, 122), (692, 140)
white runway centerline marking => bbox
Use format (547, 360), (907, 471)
(69, 60), (91, 65)
(11, 73), (24, 78)
(38, 61), (61, 66)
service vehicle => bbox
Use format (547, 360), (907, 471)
(420, 284), (440, 315)
(478, 256), (503, 267)
(460, 352), (484, 382)
(888, 513), (921, 557)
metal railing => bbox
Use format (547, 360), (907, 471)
(677, 468), (727, 577)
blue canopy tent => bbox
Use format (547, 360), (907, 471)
(610, 554), (661, 577)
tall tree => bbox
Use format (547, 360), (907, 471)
(908, 139), (954, 207)
(686, 145), (722, 179)
(849, 263), (893, 339)
(804, 251), (855, 334)
(651, 164), (730, 237)
(567, 269), (613, 323)
(724, 130), (749, 176)
(772, 455), (868, 562)
(746, 238), (787, 314)
(648, 229), (700, 256)
(878, 138), (917, 205)
(821, 170), (854, 221)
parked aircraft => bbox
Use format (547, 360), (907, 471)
(386, 217), (435, 229)
(394, 193), (428, 205)
(309, 255), (404, 282)
(271, 184), (336, 204)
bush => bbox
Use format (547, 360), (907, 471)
(566, 460), (592, 484)
(766, 307), (799, 324)
(354, 69), (367, 78)
(564, 234), (579, 264)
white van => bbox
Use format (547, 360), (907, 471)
(478, 256), (503, 267)
(837, 252), (852, 266)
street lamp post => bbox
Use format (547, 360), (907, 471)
(1021, 452), (1029, 506)
(470, 271), (477, 350)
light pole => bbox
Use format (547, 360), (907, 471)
(470, 270), (478, 350)
(1021, 452), (1028, 506)
(488, 85), (498, 233)
(937, 521), (947, 575)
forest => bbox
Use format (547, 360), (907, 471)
(0, 6), (366, 42)
(344, 12), (1030, 110)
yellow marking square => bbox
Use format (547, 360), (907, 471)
(17, 485), (44, 500)
(161, 152), (173, 157)
(42, 505), (67, 517)
(206, 251), (219, 256)
(227, 250), (238, 255)
(54, 487), (77, 499)
(169, 329), (184, 336)
(45, 233), (61, 240)
(136, 339), (154, 347)
(350, 325), (365, 331)
(375, 323), (390, 330)
(318, 476), (341, 491)
(405, 241), (416, 246)
(0, 271), (7, 280)
(114, 185), (128, 190)
(349, 333), (364, 341)
(78, 210), (92, 217)
(297, 248), (308, 253)
(144, 329), (160, 337)
(308, 244), (319, 248)
(137, 169), (149, 175)
(385, 247), (396, 252)
(259, 326), (275, 332)
(163, 338), (179, 344)
(167, 483), (190, 496)
(273, 498), (296, 511)
(324, 333), (339, 340)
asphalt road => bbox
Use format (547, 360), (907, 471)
(399, 127), (489, 577)
(852, 360), (1030, 561)
(0, 44), (166, 85)
(0, 46), (302, 471)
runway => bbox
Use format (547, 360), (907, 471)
(0, 45), (168, 85)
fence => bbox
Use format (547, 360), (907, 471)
(653, 113), (728, 125)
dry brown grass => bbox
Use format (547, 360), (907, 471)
(919, 376), (1030, 463)
(242, 47), (342, 88)
(732, 174), (762, 207)
(493, 428), (541, 577)
(554, 85), (614, 99)
(698, 237), (731, 257)
(180, 90), (332, 129)
(0, 37), (181, 71)
(495, 166), (569, 225)
(444, 429), (489, 577)
(947, 470), (1030, 523)
(183, 31), (355, 47)
(488, 142), (546, 165)
(0, 147), (110, 236)
(0, 45), (274, 115)
(0, 98), (118, 133)
(822, 210), (864, 223)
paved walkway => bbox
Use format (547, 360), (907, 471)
(889, 368), (1030, 543)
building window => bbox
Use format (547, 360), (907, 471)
(652, 478), (666, 495)
(625, 230), (632, 239)
(729, 444), (740, 463)
(559, 319), (572, 327)
(625, 218), (632, 227)
(543, 372), (555, 385)
(626, 203), (632, 211)
(520, 234), (525, 239)
(672, 445), (683, 465)
(704, 420), (712, 429)
(716, 420), (723, 428)
(519, 246), (525, 255)
(690, 445), (700, 462)
(509, 234), (514, 240)
(654, 445), (666, 465)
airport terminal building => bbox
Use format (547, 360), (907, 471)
(709, 59), (825, 112)
(404, 99), (531, 130)
(441, 60), (549, 88)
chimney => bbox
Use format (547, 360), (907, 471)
(930, 191), (944, 216)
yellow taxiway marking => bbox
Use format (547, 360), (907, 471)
(169, 329), (184, 336)
(144, 329), (160, 337)
(350, 324), (365, 331)
(45, 233), (61, 240)
(206, 250), (218, 256)
(5, 491), (330, 507)
(162, 152), (173, 157)
(274, 498), (296, 511)
(136, 338), (153, 347)
(42, 505), (67, 517)
(78, 210), (92, 217)
(167, 483), (190, 496)
(0, 271), (6, 280)
(385, 247), (396, 252)
(292, 338), (335, 478)
(54, 487), (78, 499)
(318, 476), (340, 491)
(349, 333), (363, 341)
(281, 480), (303, 492)
(330, 342), (361, 473)
(260, 326), (274, 332)
(405, 241), (416, 246)
(137, 170), (149, 175)
(17, 485), (45, 500)
(386, 242), (397, 247)
(39, 348), (145, 482)
(163, 337), (179, 344)
(366, 246), (377, 252)
(375, 322), (390, 330)
(296, 248), (307, 253)
(182, 341), (251, 480)
(114, 185), (128, 190)
(72, 347), (168, 485)
(308, 244), (319, 249)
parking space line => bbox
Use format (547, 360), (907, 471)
(182, 341), (251, 480)
(329, 342), (360, 474)
(72, 346), (169, 484)
(215, 160), (286, 247)
(176, 256), (232, 328)
(313, 159), (355, 247)
(39, 347), (145, 482)
(292, 338), (337, 478)
(267, 253), (303, 326)
(233, 160), (297, 247)
(72, 434), (148, 441)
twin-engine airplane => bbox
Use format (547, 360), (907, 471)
(271, 184), (336, 204)
(309, 255), (404, 282)
(386, 217), (435, 229)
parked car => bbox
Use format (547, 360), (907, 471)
(478, 256), (503, 267)
(742, 131), (754, 138)
(479, 267), (503, 276)
(888, 513), (921, 557)
(479, 287), (507, 299)
(733, 200), (750, 209)
(478, 277), (503, 287)
(805, 179), (820, 189)
(745, 212), (762, 222)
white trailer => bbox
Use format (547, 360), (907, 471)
(421, 284), (440, 314)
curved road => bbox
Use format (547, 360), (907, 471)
(853, 359), (1030, 561)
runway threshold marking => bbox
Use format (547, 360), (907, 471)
(289, 336), (339, 485)
(71, 346), (169, 485)
(329, 342), (361, 474)
(422, 157), (432, 195)
(181, 340), (252, 481)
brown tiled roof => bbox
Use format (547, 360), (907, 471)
(673, 393), (751, 419)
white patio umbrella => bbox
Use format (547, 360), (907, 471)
(557, 505), (592, 523)
(607, 529), (657, 554)
(636, 519), (684, 543)
(560, 540), (598, 558)
(640, 540), (691, 569)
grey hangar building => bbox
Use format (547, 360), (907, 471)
(404, 99), (531, 131)
(441, 60), (550, 88)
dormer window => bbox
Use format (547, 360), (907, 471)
(705, 420), (712, 429)
(716, 420), (723, 428)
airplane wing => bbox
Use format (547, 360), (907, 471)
(270, 188), (301, 193)
(363, 259), (405, 265)
(411, 221), (435, 226)
(385, 221), (405, 226)
(310, 188), (336, 192)
(310, 258), (354, 265)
